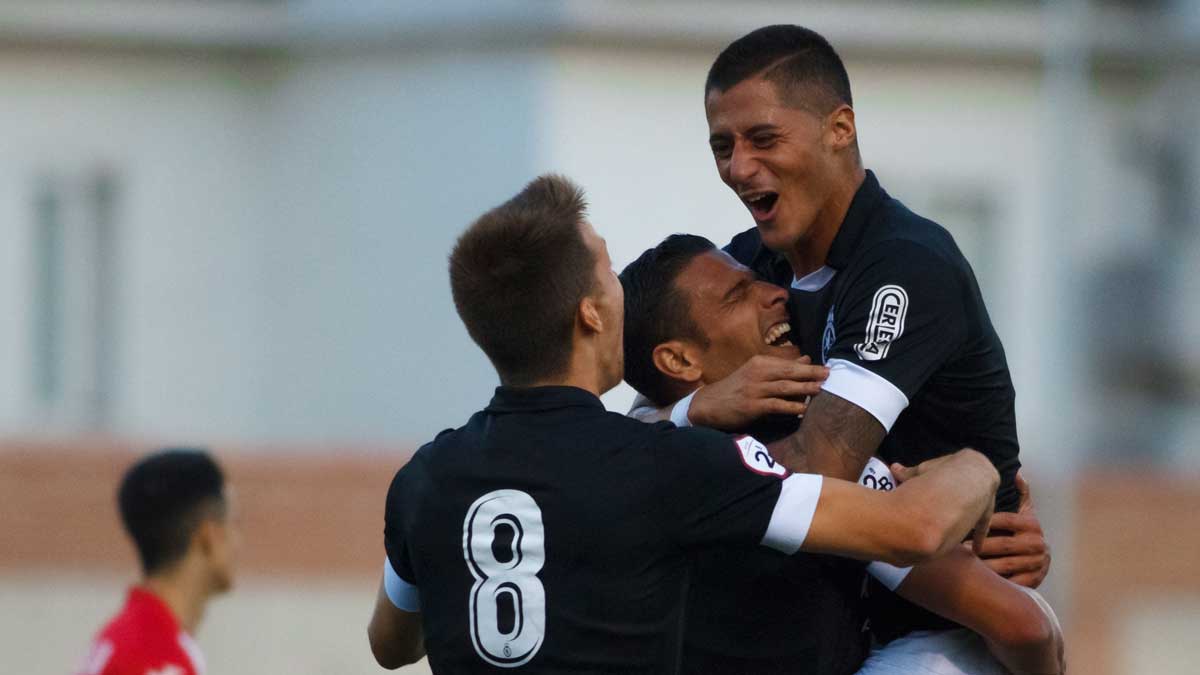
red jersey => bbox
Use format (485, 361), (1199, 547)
(77, 587), (206, 675)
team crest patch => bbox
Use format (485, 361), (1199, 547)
(821, 306), (836, 363)
(734, 436), (790, 478)
(854, 285), (907, 361)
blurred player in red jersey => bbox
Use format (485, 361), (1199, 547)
(77, 448), (237, 675)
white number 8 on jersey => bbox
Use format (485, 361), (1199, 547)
(462, 489), (546, 667)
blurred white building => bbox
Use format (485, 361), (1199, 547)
(0, 0), (1197, 465)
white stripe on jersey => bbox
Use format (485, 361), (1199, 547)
(760, 473), (823, 554)
(178, 632), (206, 675)
(860, 457), (913, 590)
(384, 557), (422, 612)
(821, 359), (909, 431)
(77, 639), (114, 675)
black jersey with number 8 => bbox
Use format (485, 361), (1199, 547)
(382, 386), (823, 674)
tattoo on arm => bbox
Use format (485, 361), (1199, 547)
(769, 391), (886, 480)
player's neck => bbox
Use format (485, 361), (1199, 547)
(784, 166), (865, 276)
(525, 344), (611, 399)
(142, 564), (210, 635)
(526, 369), (604, 398)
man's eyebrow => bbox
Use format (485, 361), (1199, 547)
(745, 123), (780, 136)
(708, 130), (730, 144)
(709, 123), (781, 144)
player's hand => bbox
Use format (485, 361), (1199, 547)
(687, 355), (828, 430)
(978, 471), (1052, 588)
(892, 449), (996, 555)
(889, 451), (971, 482)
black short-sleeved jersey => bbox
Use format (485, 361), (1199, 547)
(383, 386), (824, 674)
(681, 415), (869, 675)
(724, 170), (1021, 643)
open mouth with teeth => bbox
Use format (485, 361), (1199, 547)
(764, 321), (793, 348)
(743, 191), (780, 221)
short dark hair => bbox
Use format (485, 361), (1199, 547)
(118, 448), (226, 576)
(619, 234), (716, 406)
(706, 25), (852, 114)
(449, 174), (594, 385)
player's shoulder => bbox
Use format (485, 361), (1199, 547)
(722, 226), (763, 265)
(84, 620), (183, 675)
(648, 419), (738, 457)
(397, 413), (483, 475)
(602, 412), (737, 456)
(387, 435), (443, 498)
(867, 198), (968, 269)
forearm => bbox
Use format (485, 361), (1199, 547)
(767, 391), (884, 480)
(890, 449), (999, 558)
(368, 579), (425, 668)
(985, 587), (1064, 675)
(896, 549), (1061, 673)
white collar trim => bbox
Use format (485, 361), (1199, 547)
(791, 266), (836, 291)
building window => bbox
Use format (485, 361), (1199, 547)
(30, 168), (120, 432)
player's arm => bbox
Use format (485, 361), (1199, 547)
(627, 355), (827, 425)
(663, 432), (991, 568)
(765, 390), (883, 478)
(798, 449), (998, 566)
(371, 461), (426, 669)
(629, 366), (886, 481)
(368, 569), (425, 669)
(979, 471), (1053, 588)
(893, 547), (1065, 674)
(732, 242), (977, 480)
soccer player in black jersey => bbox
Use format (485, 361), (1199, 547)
(366, 175), (1001, 674)
(621, 234), (1064, 675)
(631, 24), (1053, 672)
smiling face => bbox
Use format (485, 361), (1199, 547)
(705, 77), (848, 255)
(675, 250), (799, 384)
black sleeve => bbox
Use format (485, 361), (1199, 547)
(822, 240), (969, 429)
(383, 454), (422, 584)
(652, 426), (823, 554)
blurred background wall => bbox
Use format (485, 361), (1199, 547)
(0, 1), (1197, 674)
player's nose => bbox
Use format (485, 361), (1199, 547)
(758, 280), (788, 308)
(728, 140), (759, 185)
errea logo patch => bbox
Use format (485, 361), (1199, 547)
(735, 436), (790, 478)
(855, 285), (908, 361)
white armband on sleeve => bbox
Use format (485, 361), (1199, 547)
(857, 456), (913, 590)
(821, 359), (909, 431)
(761, 473), (823, 554)
(858, 456), (898, 492)
(670, 390), (697, 428)
(866, 561), (913, 591)
(383, 558), (421, 612)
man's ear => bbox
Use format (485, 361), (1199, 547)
(579, 297), (604, 334)
(651, 341), (703, 385)
(825, 104), (857, 152)
(194, 518), (223, 558)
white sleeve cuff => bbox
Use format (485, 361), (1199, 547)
(866, 561), (913, 591)
(383, 558), (421, 612)
(760, 473), (823, 554)
(670, 390), (697, 427)
(820, 359), (909, 431)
